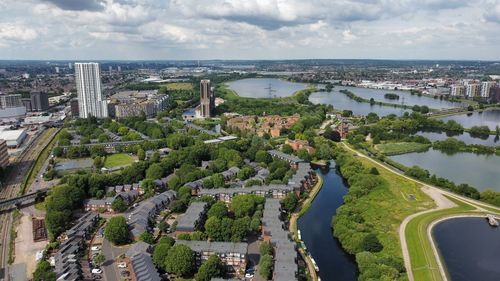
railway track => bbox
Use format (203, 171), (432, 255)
(0, 128), (58, 280)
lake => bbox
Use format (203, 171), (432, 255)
(225, 78), (307, 98)
(416, 131), (500, 146)
(298, 162), (358, 281)
(336, 86), (462, 109)
(439, 109), (500, 130)
(309, 91), (408, 117)
(433, 217), (500, 281)
(390, 149), (500, 191)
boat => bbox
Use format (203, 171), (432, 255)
(297, 230), (302, 241)
(486, 214), (499, 227)
(310, 257), (320, 272)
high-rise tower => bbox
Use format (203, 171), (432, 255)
(74, 62), (108, 118)
(200, 79), (214, 118)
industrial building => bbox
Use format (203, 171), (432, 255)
(0, 126), (27, 148)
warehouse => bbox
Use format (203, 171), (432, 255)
(0, 126), (27, 147)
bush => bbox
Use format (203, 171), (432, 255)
(361, 233), (383, 252)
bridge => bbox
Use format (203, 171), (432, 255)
(0, 188), (49, 209)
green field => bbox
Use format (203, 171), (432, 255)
(165, 82), (193, 91)
(405, 197), (476, 281)
(375, 142), (431, 156)
(104, 153), (135, 168)
(355, 157), (435, 257)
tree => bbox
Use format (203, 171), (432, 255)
(33, 260), (56, 281)
(255, 150), (272, 164)
(259, 241), (273, 256)
(281, 144), (293, 154)
(205, 217), (223, 241)
(231, 194), (258, 218)
(195, 255), (225, 281)
(105, 216), (130, 245)
(231, 217), (250, 241)
(165, 244), (195, 276)
(153, 243), (171, 270)
(296, 148), (312, 161)
(111, 197), (128, 212)
(139, 232), (155, 244)
(146, 163), (164, 179)
(281, 193), (298, 213)
(93, 156), (103, 169)
(158, 236), (175, 246)
(137, 148), (145, 161)
(259, 254), (273, 279)
(361, 233), (383, 252)
(211, 173), (225, 188)
(207, 202), (228, 219)
(369, 167), (379, 175)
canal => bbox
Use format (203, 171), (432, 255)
(298, 162), (358, 281)
(433, 217), (500, 281)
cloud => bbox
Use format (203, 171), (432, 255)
(484, 1), (500, 23)
(0, 23), (38, 42)
(41, 0), (106, 11)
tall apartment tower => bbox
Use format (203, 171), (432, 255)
(199, 79), (215, 118)
(30, 92), (49, 111)
(481, 81), (496, 98)
(74, 62), (108, 118)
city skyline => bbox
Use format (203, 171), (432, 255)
(1, 0), (500, 60)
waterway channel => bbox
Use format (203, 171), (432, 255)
(433, 217), (500, 281)
(439, 109), (500, 130)
(297, 162), (358, 281)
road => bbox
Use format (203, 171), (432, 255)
(101, 239), (129, 281)
(0, 128), (58, 281)
(340, 142), (500, 281)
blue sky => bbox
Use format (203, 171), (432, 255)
(1, 0), (500, 60)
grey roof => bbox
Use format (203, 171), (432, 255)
(130, 253), (161, 281)
(268, 150), (303, 164)
(177, 240), (247, 255)
(126, 241), (151, 257)
(198, 184), (294, 197)
(128, 190), (176, 236)
(176, 202), (208, 232)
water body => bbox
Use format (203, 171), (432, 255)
(390, 149), (500, 191)
(309, 91), (408, 117)
(433, 217), (500, 281)
(298, 162), (358, 281)
(416, 131), (500, 146)
(336, 86), (462, 109)
(225, 78), (307, 98)
(439, 109), (500, 130)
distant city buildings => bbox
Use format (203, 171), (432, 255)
(74, 62), (108, 118)
(0, 92), (26, 118)
(0, 139), (9, 169)
(70, 100), (79, 117)
(450, 85), (466, 97)
(108, 90), (170, 118)
(25, 92), (49, 112)
(200, 79), (215, 118)
(466, 83), (481, 98)
(481, 81), (496, 98)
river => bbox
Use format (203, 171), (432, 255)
(439, 109), (500, 130)
(433, 217), (500, 281)
(297, 162), (358, 281)
(390, 149), (500, 191)
(225, 78), (307, 98)
(416, 131), (500, 146)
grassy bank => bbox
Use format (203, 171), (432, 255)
(405, 197), (476, 281)
(104, 153), (135, 168)
(375, 142), (431, 156)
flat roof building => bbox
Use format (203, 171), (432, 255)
(0, 127), (27, 148)
(176, 201), (208, 235)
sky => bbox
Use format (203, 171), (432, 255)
(0, 0), (500, 60)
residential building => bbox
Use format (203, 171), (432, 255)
(450, 85), (465, 97)
(200, 79), (215, 118)
(130, 253), (161, 281)
(177, 240), (248, 274)
(0, 139), (8, 168)
(176, 202), (208, 235)
(225, 114), (300, 137)
(30, 92), (49, 111)
(466, 83), (481, 98)
(108, 90), (170, 118)
(74, 62), (108, 118)
(268, 150), (303, 169)
(70, 100), (79, 116)
(481, 81), (496, 98)
(285, 139), (315, 154)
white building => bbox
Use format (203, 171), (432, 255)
(450, 85), (465, 97)
(481, 81), (496, 98)
(75, 62), (108, 118)
(466, 83), (481, 98)
(0, 126), (27, 148)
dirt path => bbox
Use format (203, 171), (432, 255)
(14, 213), (47, 279)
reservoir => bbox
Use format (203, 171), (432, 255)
(416, 131), (500, 146)
(225, 78), (307, 98)
(439, 109), (500, 130)
(336, 86), (462, 109)
(298, 162), (358, 281)
(309, 91), (408, 117)
(433, 217), (500, 281)
(390, 149), (500, 191)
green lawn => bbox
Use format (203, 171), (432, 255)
(375, 142), (431, 156)
(165, 82), (193, 91)
(104, 153), (135, 168)
(405, 197), (476, 281)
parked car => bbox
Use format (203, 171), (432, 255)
(117, 262), (127, 268)
(91, 246), (101, 251)
(91, 268), (102, 274)
(245, 273), (254, 278)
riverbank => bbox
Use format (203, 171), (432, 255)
(289, 173), (323, 281)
